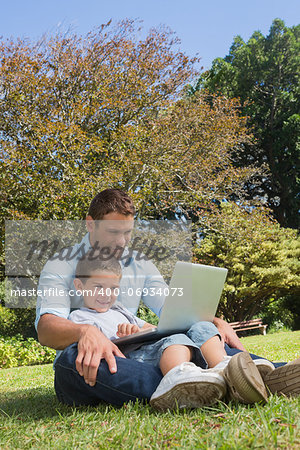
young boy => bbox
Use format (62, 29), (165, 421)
(69, 251), (273, 411)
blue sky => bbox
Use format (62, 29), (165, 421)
(1, 0), (299, 70)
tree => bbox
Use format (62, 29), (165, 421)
(0, 20), (256, 264)
(1, 20), (298, 325)
(192, 19), (300, 229)
(194, 202), (300, 322)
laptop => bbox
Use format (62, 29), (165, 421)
(111, 261), (228, 348)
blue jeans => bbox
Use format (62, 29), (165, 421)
(55, 343), (162, 407)
(55, 342), (286, 407)
(127, 321), (220, 368)
(224, 344), (286, 368)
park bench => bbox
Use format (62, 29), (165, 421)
(229, 318), (268, 335)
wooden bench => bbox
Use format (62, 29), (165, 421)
(229, 318), (268, 335)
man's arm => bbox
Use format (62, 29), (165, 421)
(213, 317), (246, 351)
(37, 313), (85, 349)
(37, 314), (125, 386)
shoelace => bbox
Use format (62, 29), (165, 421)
(178, 362), (198, 372)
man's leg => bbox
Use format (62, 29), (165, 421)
(225, 344), (300, 397)
(54, 343), (163, 407)
(224, 344), (286, 368)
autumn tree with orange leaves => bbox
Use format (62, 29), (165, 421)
(0, 19), (255, 225)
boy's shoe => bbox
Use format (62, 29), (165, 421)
(150, 362), (226, 411)
(222, 353), (268, 404)
(262, 357), (300, 397)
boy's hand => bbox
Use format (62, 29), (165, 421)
(117, 323), (141, 337)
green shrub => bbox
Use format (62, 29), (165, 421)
(0, 280), (36, 337)
(0, 334), (55, 369)
(0, 305), (36, 337)
(137, 303), (159, 326)
(259, 297), (297, 332)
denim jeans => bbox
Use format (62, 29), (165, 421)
(54, 343), (163, 407)
(224, 344), (286, 368)
(55, 342), (286, 407)
(127, 321), (220, 368)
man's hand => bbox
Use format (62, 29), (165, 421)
(117, 323), (141, 337)
(213, 317), (247, 351)
(76, 325), (125, 386)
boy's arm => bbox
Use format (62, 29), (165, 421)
(37, 313), (125, 385)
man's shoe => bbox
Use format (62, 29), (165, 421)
(253, 358), (275, 380)
(262, 357), (300, 397)
(222, 353), (268, 404)
(150, 362), (227, 411)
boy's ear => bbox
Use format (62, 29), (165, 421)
(73, 278), (83, 291)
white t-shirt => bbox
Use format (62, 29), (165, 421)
(69, 303), (146, 340)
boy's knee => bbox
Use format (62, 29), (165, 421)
(189, 321), (218, 334)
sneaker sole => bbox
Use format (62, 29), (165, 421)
(150, 378), (226, 411)
(264, 363), (300, 397)
(223, 352), (268, 404)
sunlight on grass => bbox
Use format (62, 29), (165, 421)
(241, 330), (300, 362)
(0, 331), (299, 448)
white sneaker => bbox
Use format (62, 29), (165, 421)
(150, 362), (227, 411)
(253, 358), (275, 380)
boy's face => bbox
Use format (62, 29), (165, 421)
(74, 270), (120, 313)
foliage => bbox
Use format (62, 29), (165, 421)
(194, 202), (300, 322)
(0, 19), (260, 280)
(0, 334), (55, 368)
(0, 280), (36, 336)
(259, 295), (300, 332)
(1, 19), (297, 325)
(0, 305), (36, 337)
(0, 20), (197, 221)
(137, 302), (159, 326)
(192, 19), (300, 229)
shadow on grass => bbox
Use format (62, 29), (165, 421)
(0, 386), (116, 420)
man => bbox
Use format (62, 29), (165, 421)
(36, 189), (299, 406)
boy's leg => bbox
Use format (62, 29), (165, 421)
(54, 343), (163, 407)
(186, 322), (282, 369)
(200, 335), (227, 368)
(159, 344), (192, 375)
(148, 335), (227, 411)
(186, 322), (269, 403)
(186, 321), (223, 368)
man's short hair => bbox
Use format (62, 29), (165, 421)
(88, 188), (136, 220)
(75, 250), (122, 281)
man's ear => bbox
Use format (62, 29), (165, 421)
(73, 278), (83, 291)
(86, 215), (95, 233)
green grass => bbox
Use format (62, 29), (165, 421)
(240, 329), (300, 363)
(0, 331), (299, 449)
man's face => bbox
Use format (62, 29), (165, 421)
(86, 212), (134, 254)
(74, 270), (121, 313)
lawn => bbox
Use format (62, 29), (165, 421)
(0, 330), (299, 449)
